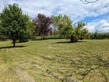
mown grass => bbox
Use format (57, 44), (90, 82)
(0, 39), (109, 82)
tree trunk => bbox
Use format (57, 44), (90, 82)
(12, 39), (16, 47)
(70, 36), (78, 42)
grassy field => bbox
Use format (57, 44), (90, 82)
(0, 39), (109, 82)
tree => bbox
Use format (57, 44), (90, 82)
(26, 20), (36, 40)
(52, 16), (59, 38)
(80, 28), (89, 39)
(52, 15), (79, 42)
(52, 15), (73, 39)
(52, 15), (89, 42)
(33, 13), (52, 39)
(0, 3), (30, 47)
(69, 22), (88, 42)
(27, 20), (36, 36)
(74, 22), (88, 40)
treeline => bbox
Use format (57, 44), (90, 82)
(90, 32), (109, 39)
(0, 3), (108, 47)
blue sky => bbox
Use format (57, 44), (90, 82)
(0, 0), (109, 32)
(81, 12), (109, 22)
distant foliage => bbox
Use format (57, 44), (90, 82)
(0, 34), (8, 41)
(90, 32), (109, 39)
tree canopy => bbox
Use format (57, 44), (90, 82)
(33, 13), (52, 39)
(0, 3), (30, 47)
(52, 15), (89, 42)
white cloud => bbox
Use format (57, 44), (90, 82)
(85, 19), (109, 32)
(0, 0), (109, 32)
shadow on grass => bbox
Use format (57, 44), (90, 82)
(55, 40), (86, 44)
(31, 39), (49, 41)
(31, 38), (64, 41)
(0, 45), (26, 49)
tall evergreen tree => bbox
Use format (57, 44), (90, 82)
(0, 3), (30, 47)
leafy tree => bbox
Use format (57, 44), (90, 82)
(52, 15), (89, 42)
(80, 28), (89, 39)
(69, 22), (88, 42)
(52, 16), (59, 38)
(0, 3), (30, 47)
(74, 22), (89, 40)
(27, 20), (36, 36)
(75, 22), (85, 39)
(25, 20), (36, 40)
(33, 13), (52, 39)
(52, 15), (73, 38)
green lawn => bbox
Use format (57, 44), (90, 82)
(0, 39), (109, 82)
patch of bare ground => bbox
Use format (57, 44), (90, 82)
(15, 68), (35, 82)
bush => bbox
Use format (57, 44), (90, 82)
(19, 31), (30, 42)
(90, 32), (109, 39)
(0, 34), (8, 41)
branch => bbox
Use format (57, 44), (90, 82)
(80, 0), (99, 4)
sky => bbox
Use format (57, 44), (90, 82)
(0, 0), (109, 32)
